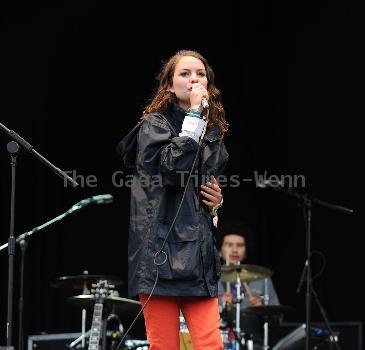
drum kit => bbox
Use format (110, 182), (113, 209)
(218, 264), (295, 350)
(50, 266), (294, 350)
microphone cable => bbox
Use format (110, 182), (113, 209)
(115, 111), (209, 350)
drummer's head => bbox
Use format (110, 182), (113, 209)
(217, 221), (254, 264)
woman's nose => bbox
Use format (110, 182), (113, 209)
(190, 74), (199, 83)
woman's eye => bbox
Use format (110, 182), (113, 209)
(180, 72), (189, 77)
(198, 72), (206, 77)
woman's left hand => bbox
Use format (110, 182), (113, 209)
(201, 176), (222, 209)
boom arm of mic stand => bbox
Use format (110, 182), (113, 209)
(266, 185), (354, 215)
(0, 121), (78, 188)
(0, 198), (93, 253)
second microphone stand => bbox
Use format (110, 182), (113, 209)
(1, 121), (78, 350)
(260, 180), (353, 350)
(0, 197), (105, 350)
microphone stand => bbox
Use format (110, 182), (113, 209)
(259, 180), (353, 350)
(2, 141), (19, 350)
(1, 120), (79, 350)
(0, 197), (103, 350)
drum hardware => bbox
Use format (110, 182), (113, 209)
(51, 272), (124, 348)
(221, 264), (268, 350)
(241, 305), (295, 317)
(52, 274), (139, 350)
(220, 264), (295, 349)
(50, 274), (124, 291)
(241, 304), (295, 350)
(67, 294), (142, 317)
(220, 264), (273, 283)
(234, 271), (243, 350)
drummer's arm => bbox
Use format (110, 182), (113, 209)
(249, 295), (263, 306)
(218, 282), (233, 309)
(222, 292), (234, 308)
(267, 278), (280, 305)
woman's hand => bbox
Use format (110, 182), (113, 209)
(201, 176), (222, 209)
(190, 82), (209, 111)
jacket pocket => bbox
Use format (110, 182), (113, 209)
(152, 222), (202, 280)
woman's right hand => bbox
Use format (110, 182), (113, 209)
(190, 83), (209, 111)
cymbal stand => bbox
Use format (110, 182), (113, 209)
(234, 272), (242, 350)
(263, 278), (269, 350)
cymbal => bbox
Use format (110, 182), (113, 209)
(50, 275), (124, 291)
(67, 295), (141, 316)
(242, 305), (295, 316)
(220, 264), (273, 282)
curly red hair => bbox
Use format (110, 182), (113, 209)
(142, 50), (229, 135)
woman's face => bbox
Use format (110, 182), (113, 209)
(170, 55), (208, 110)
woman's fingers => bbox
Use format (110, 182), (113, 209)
(201, 177), (222, 208)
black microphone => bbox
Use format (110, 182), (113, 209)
(71, 194), (114, 211)
(90, 194), (113, 204)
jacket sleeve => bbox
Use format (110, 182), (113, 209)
(202, 138), (229, 178)
(136, 116), (200, 185)
(267, 278), (280, 305)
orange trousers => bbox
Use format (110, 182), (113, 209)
(139, 294), (223, 350)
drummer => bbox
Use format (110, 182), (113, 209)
(216, 221), (280, 345)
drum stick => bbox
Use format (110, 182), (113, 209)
(243, 281), (254, 299)
(225, 251), (230, 293)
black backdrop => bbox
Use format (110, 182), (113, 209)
(0, 0), (363, 345)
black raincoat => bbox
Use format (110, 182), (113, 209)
(117, 104), (229, 298)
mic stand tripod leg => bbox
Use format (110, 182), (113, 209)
(81, 309), (86, 348)
(69, 330), (91, 348)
